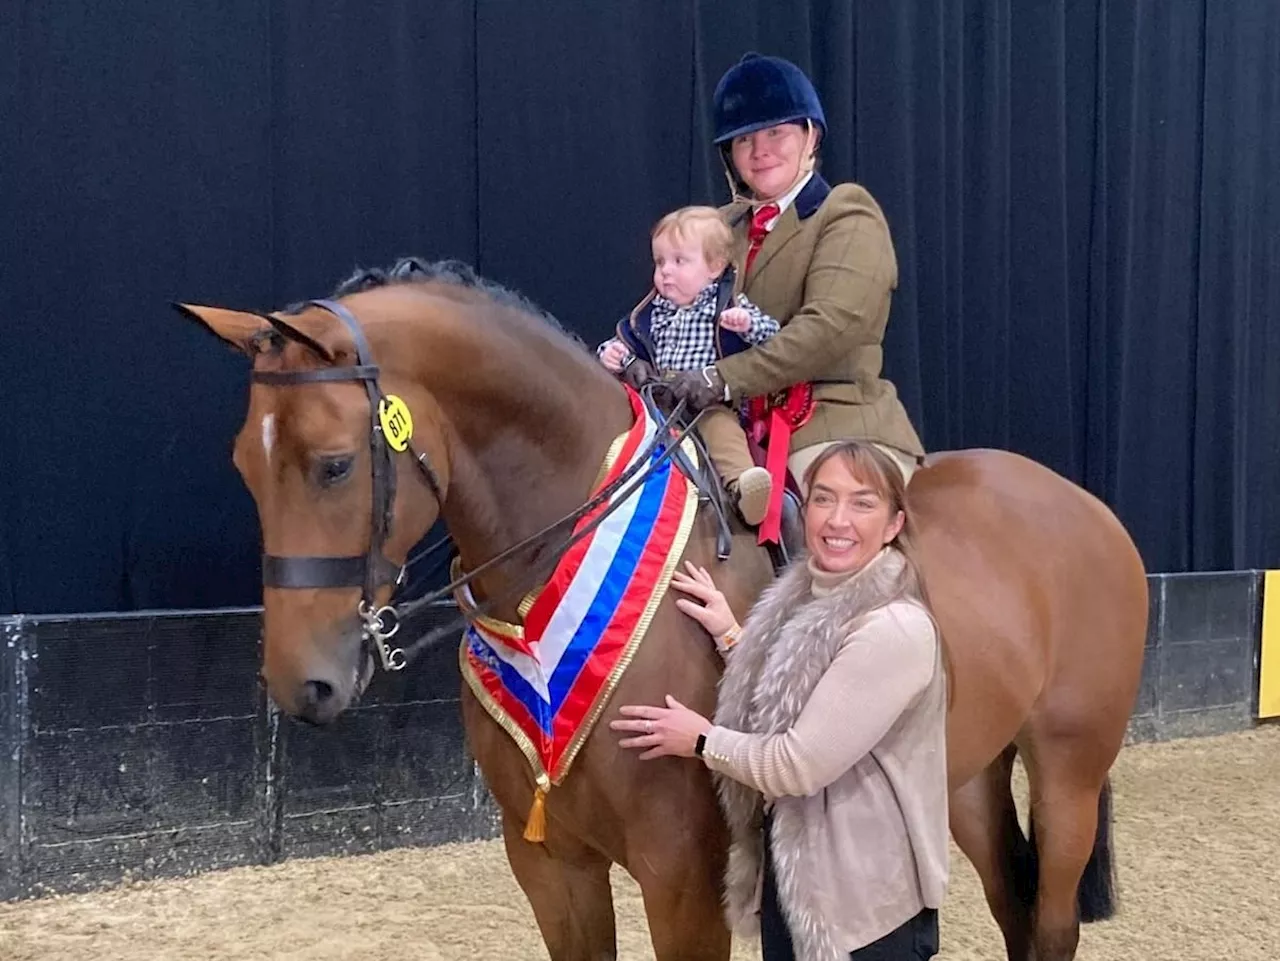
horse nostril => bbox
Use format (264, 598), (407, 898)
(302, 679), (335, 707)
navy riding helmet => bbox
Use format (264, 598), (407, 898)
(712, 52), (827, 145)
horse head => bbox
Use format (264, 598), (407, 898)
(176, 262), (630, 725)
(176, 295), (451, 723)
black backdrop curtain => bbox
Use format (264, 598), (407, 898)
(2, 1), (1277, 615)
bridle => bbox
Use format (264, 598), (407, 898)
(253, 299), (703, 676)
(252, 298), (445, 671)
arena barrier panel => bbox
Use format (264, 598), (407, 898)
(1126, 569), (1264, 742)
(0, 604), (498, 902)
(0, 571), (1267, 902)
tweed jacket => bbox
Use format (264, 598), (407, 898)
(715, 174), (924, 456)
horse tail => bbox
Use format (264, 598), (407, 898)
(1076, 776), (1118, 922)
(1012, 775), (1117, 923)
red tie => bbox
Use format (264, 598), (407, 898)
(745, 203), (780, 273)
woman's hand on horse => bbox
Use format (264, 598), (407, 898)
(671, 561), (738, 637)
(610, 695), (710, 760)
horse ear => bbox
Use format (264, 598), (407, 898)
(173, 303), (270, 355)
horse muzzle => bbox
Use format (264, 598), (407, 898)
(264, 623), (368, 726)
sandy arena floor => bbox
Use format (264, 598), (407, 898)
(1, 726), (1277, 961)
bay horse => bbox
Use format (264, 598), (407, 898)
(177, 258), (1147, 961)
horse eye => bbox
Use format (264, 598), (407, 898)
(317, 455), (355, 488)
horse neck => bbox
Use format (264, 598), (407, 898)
(385, 296), (633, 619)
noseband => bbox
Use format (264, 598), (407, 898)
(255, 299), (706, 677)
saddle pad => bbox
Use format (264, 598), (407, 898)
(458, 386), (699, 792)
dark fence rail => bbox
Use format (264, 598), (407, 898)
(0, 604), (496, 901)
(0, 571), (1264, 902)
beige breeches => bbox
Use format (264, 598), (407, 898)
(698, 406), (757, 485)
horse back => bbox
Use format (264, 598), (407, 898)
(905, 449), (1148, 786)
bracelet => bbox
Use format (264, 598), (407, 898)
(714, 623), (742, 649)
(694, 732), (707, 758)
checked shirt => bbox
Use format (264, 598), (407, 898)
(602, 281), (780, 372)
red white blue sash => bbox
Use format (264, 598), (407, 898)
(458, 386), (698, 796)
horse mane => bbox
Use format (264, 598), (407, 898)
(283, 256), (588, 350)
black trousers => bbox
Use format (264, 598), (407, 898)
(760, 815), (940, 961)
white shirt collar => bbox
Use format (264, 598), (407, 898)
(753, 170), (814, 228)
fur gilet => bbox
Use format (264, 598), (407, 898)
(712, 546), (917, 961)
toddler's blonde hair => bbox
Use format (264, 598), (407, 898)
(651, 206), (734, 269)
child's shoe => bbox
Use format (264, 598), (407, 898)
(731, 466), (773, 527)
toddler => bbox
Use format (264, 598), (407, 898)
(597, 206), (778, 526)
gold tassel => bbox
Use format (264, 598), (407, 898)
(523, 784), (548, 843)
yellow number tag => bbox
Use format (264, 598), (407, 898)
(378, 395), (414, 452)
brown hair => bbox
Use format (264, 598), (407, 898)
(802, 441), (953, 701)
(801, 441), (914, 554)
(651, 206), (734, 270)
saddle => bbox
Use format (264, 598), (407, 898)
(636, 386), (803, 576)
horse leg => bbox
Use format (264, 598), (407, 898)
(631, 855), (733, 961)
(499, 812), (619, 961)
(949, 744), (1035, 961)
(625, 789), (732, 961)
(1022, 734), (1117, 961)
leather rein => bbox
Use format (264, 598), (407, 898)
(254, 299), (701, 675)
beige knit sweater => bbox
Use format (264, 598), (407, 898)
(701, 550), (949, 957)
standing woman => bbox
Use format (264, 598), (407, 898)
(610, 441), (948, 960)
(667, 53), (924, 493)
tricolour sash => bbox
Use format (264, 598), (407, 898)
(458, 386), (699, 840)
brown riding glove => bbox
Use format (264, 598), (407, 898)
(620, 357), (657, 391)
(666, 366), (730, 411)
